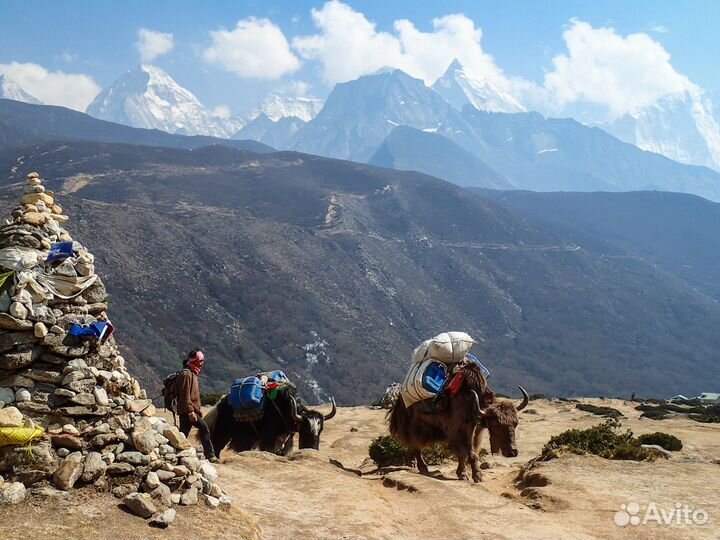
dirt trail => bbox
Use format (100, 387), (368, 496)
(1, 398), (718, 540)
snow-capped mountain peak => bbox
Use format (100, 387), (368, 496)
(86, 64), (242, 138)
(432, 59), (526, 114)
(604, 88), (720, 172)
(0, 74), (43, 105)
(245, 94), (324, 123)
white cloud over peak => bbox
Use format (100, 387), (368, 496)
(211, 105), (232, 119)
(293, 1), (520, 99)
(203, 17), (300, 79)
(0, 62), (100, 111)
(542, 19), (695, 118)
(136, 28), (175, 63)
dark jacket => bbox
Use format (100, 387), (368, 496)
(176, 369), (201, 415)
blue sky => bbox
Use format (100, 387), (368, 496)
(1, 0), (718, 119)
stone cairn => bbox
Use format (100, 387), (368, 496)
(0, 172), (231, 527)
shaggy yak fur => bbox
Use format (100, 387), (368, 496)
(205, 384), (336, 457)
(389, 362), (528, 482)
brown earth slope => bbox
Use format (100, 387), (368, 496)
(2, 398), (717, 540)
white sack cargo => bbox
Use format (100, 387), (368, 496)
(411, 339), (433, 363)
(416, 332), (475, 364)
(400, 359), (447, 408)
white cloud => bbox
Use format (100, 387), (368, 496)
(542, 19), (695, 118)
(211, 105), (232, 119)
(274, 79), (311, 97)
(0, 62), (100, 111)
(648, 24), (670, 34)
(203, 17), (300, 79)
(136, 28), (175, 63)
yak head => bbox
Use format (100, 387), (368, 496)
(474, 386), (529, 457)
(290, 396), (337, 449)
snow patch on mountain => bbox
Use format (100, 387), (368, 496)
(604, 89), (720, 172)
(245, 94), (324, 123)
(433, 59), (525, 114)
(0, 75), (42, 105)
(86, 64), (242, 138)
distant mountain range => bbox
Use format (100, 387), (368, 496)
(243, 94), (324, 123)
(86, 64), (243, 138)
(0, 98), (272, 153)
(603, 89), (720, 173)
(432, 59), (526, 114)
(4, 61), (720, 200)
(285, 69), (720, 201)
(0, 74), (42, 104)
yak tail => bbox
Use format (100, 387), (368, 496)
(387, 396), (407, 439)
(204, 394), (226, 433)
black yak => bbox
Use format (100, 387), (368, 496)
(389, 362), (528, 482)
(204, 384), (336, 457)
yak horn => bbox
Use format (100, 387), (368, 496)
(471, 390), (487, 417)
(289, 396), (304, 423)
(324, 397), (337, 420)
(517, 385), (529, 411)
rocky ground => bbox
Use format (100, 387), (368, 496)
(1, 397), (718, 540)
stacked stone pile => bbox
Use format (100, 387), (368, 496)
(0, 172), (231, 526)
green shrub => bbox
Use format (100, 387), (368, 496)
(637, 432), (683, 451)
(368, 435), (453, 467)
(689, 414), (720, 424)
(541, 419), (658, 461)
(640, 410), (670, 420)
(201, 393), (224, 406)
(576, 403), (623, 418)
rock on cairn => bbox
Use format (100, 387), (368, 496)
(0, 172), (231, 525)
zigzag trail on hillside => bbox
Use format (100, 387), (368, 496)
(2, 398), (718, 540)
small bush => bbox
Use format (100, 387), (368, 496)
(689, 414), (720, 424)
(576, 403), (623, 418)
(541, 419), (658, 461)
(637, 432), (683, 451)
(640, 410), (670, 420)
(368, 435), (453, 467)
(201, 393), (223, 406)
(529, 393), (547, 401)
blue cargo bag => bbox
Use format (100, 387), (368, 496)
(260, 370), (289, 383)
(422, 362), (447, 394)
(229, 376), (265, 412)
(466, 353), (491, 379)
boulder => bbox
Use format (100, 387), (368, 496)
(116, 451), (150, 466)
(0, 406), (23, 427)
(81, 452), (106, 483)
(123, 492), (157, 519)
(9, 302), (28, 320)
(132, 430), (159, 454)
(0, 387), (14, 405)
(112, 485), (137, 498)
(14, 388), (31, 402)
(163, 426), (191, 450)
(149, 508), (176, 529)
(0, 313), (33, 331)
(150, 483), (172, 508)
(52, 460), (83, 490)
(200, 461), (219, 483)
(69, 393), (96, 406)
(51, 434), (85, 451)
(0, 332), (37, 353)
(34, 322), (48, 338)
(93, 386), (109, 406)
(105, 462), (134, 476)
(0, 482), (26, 505)
(180, 487), (199, 506)
(0, 349), (36, 370)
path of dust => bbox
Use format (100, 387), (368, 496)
(1, 399), (717, 540)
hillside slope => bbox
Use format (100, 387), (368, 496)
(0, 142), (719, 402)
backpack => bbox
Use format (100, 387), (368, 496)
(162, 369), (190, 422)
